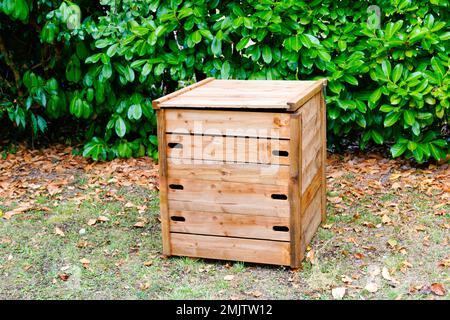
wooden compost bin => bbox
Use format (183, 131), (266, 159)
(152, 78), (327, 267)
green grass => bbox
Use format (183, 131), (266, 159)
(1, 164), (449, 300)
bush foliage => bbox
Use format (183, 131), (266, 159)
(0, 0), (449, 162)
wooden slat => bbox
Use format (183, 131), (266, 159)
(301, 189), (322, 253)
(166, 134), (290, 165)
(320, 89), (327, 222)
(288, 114), (302, 268)
(156, 109), (171, 255)
(167, 178), (290, 217)
(302, 169), (322, 208)
(287, 79), (327, 111)
(165, 109), (290, 139)
(168, 161), (289, 186)
(171, 233), (291, 265)
(302, 145), (321, 191)
(152, 77), (215, 109)
(159, 79), (319, 110)
(169, 210), (290, 241)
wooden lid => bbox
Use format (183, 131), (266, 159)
(153, 78), (327, 112)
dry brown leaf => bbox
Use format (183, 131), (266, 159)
(430, 283), (446, 296)
(341, 275), (353, 285)
(97, 215), (109, 222)
(139, 282), (150, 290)
(133, 221), (146, 228)
(381, 267), (392, 281)
(79, 258), (90, 268)
(58, 273), (70, 281)
(87, 218), (97, 226)
(223, 275), (235, 281)
(381, 214), (391, 224)
(252, 291), (262, 298)
(47, 184), (62, 196)
(143, 261), (153, 267)
(54, 226), (65, 237)
(4, 204), (35, 219)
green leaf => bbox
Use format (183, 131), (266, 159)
(262, 46), (272, 64)
(403, 110), (415, 126)
(221, 61), (231, 79)
(127, 104), (142, 120)
(429, 143), (446, 161)
(390, 143), (407, 158)
(371, 130), (384, 144)
(192, 30), (202, 44)
(317, 50), (331, 62)
(392, 64), (403, 83)
(384, 112), (401, 127)
(380, 104), (395, 112)
(343, 74), (358, 86)
(381, 60), (391, 80)
(115, 117), (126, 138)
(369, 88), (382, 105)
(431, 57), (444, 78)
(211, 38), (222, 56)
(236, 37), (250, 51)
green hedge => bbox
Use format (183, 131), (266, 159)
(0, 0), (449, 162)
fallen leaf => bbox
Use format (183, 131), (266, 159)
(438, 258), (450, 268)
(97, 215), (109, 222)
(331, 287), (346, 300)
(430, 283), (446, 296)
(125, 202), (135, 208)
(79, 258), (90, 268)
(59, 273), (70, 281)
(224, 275), (235, 281)
(139, 282), (150, 290)
(4, 204), (35, 219)
(381, 214), (391, 224)
(87, 219), (97, 226)
(391, 182), (401, 190)
(306, 249), (316, 264)
(341, 275), (353, 284)
(328, 196), (342, 204)
(133, 221), (146, 228)
(322, 224), (333, 229)
(387, 239), (398, 248)
(354, 253), (364, 260)
(252, 291), (262, 298)
(143, 261), (153, 267)
(47, 184), (62, 196)
(364, 282), (378, 293)
(54, 226), (65, 237)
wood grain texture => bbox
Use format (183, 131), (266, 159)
(156, 110), (171, 255)
(287, 79), (326, 111)
(320, 89), (327, 222)
(169, 210), (290, 241)
(158, 79), (319, 110)
(171, 233), (291, 265)
(167, 178), (290, 217)
(288, 113), (302, 268)
(300, 188), (322, 254)
(166, 134), (290, 165)
(165, 109), (291, 139)
(168, 161), (289, 186)
(152, 77), (214, 109)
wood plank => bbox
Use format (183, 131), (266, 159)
(288, 114), (302, 268)
(159, 80), (319, 110)
(169, 210), (290, 241)
(301, 186), (322, 253)
(168, 161), (289, 186)
(302, 146), (321, 191)
(301, 169), (322, 207)
(287, 79), (327, 111)
(167, 178), (290, 217)
(165, 109), (291, 139)
(320, 90), (327, 222)
(152, 78), (215, 109)
(166, 134), (290, 165)
(156, 109), (171, 255)
(170, 233), (291, 265)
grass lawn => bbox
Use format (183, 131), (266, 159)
(0, 145), (448, 300)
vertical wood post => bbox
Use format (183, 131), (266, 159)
(157, 109), (171, 255)
(289, 114), (302, 268)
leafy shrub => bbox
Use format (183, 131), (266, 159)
(0, 0), (448, 162)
